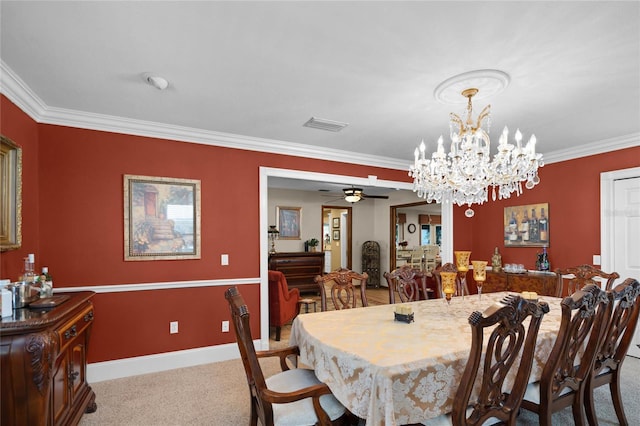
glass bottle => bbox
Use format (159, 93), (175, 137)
(539, 208), (548, 243)
(22, 254), (36, 284)
(536, 247), (550, 271)
(40, 267), (53, 297)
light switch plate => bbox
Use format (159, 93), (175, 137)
(593, 254), (601, 265)
(221, 254), (229, 265)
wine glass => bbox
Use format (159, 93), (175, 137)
(472, 260), (488, 300)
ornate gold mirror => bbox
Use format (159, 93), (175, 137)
(1, 135), (22, 251)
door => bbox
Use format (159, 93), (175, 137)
(613, 176), (640, 358)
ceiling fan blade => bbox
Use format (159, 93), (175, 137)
(363, 194), (389, 199)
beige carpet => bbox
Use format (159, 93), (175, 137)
(79, 339), (640, 426)
(79, 289), (640, 425)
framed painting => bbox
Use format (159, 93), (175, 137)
(333, 230), (340, 241)
(0, 136), (22, 252)
(124, 175), (201, 260)
(277, 206), (301, 239)
(504, 202), (549, 247)
(332, 217), (340, 228)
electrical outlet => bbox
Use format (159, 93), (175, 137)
(170, 321), (179, 334)
(222, 320), (229, 332)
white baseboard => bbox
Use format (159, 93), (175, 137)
(87, 339), (267, 383)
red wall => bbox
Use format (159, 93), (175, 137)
(0, 96), (409, 362)
(453, 146), (640, 271)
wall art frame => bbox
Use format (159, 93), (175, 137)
(276, 206), (301, 240)
(504, 202), (549, 247)
(333, 230), (340, 241)
(0, 135), (22, 252)
(124, 174), (201, 260)
(332, 217), (340, 228)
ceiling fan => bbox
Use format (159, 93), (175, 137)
(342, 187), (389, 203)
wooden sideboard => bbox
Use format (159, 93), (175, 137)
(269, 252), (325, 293)
(471, 270), (559, 297)
(1, 291), (96, 425)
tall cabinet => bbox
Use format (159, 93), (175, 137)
(1, 291), (97, 425)
(361, 241), (381, 288)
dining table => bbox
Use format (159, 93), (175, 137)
(289, 291), (563, 426)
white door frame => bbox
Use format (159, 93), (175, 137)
(259, 167), (453, 349)
(600, 166), (640, 273)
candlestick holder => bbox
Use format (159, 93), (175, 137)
(268, 225), (279, 254)
(454, 251), (471, 300)
(472, 260), (488, 300)
(440, 272), (457, 305)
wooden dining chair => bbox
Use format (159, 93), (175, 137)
(224, 286), (352, 426)
(315, 268), (368, 311)
(585, 278), (640, 426)
(555, 264), (620, 297)
(409, 249), (424, 271)
(520, 284), (610, 426)
(384, 265), (430, 304)
(427, 294), (550, 426)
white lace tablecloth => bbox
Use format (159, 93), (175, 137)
(289, 292), (562, 425)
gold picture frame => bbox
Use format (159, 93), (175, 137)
(0, 135), (22, 252)
(276, 206), (301, 240)
(504, 203), (549, 247)
(124, 175), (201, 260)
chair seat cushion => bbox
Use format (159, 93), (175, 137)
(523, 381), (572, 405)
(266, 368), (346, 426)
(422, 408), (500, 426)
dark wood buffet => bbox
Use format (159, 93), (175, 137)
(471, 270), (559, 297)
(1, 291), (96, 425)
(268, 252), (325, 293)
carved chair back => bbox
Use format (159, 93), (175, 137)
(226, 286), (350, 425)
(384, 265), (429, 304)
(585, 278), (640, 426)
(315, 268), (368, 311)
(225, 286), (273, 425)
(452, 295), (550, 425)
(521, 284), (609, 425)
(555, 264), (620, 297)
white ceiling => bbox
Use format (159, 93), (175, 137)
(1, 1), (639, 173)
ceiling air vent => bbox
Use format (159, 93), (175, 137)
(303, 117), (348, 132)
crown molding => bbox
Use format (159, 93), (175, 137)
(2, 60), (636, 170)
(541, 132), (639, 164)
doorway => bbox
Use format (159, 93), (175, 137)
(322, 206), (352, 271)
(601, 166), (640, 358)
(390, 201), (442, 271)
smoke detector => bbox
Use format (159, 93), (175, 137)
(142, 72), (169, 90)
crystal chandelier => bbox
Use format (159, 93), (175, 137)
(409, 88), (543, 217)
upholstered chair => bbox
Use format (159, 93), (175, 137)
(585, 278), (640, 426)
(225, 287), (352, 426)
(520, 284), (610, 425)
(268, 270), (300, 341)
(424, 294), (550, 426)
